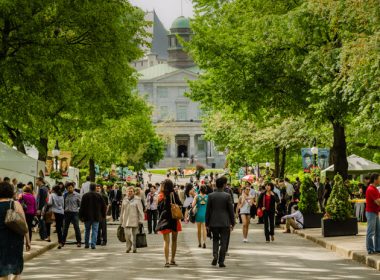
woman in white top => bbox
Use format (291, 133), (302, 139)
(48, 185), (65, 248)
(183, 183), (195, 223)
(237, 187), (255, 242)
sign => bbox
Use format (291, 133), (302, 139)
(301, 148), (330, 172)
(45, 151), (72, 177)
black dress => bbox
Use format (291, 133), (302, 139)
(0, 201), (24, 276)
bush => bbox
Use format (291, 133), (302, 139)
(298, 175), (319, 214)
(325, 174), (353, 221)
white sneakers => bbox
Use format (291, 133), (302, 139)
(243, 238), (249, 243)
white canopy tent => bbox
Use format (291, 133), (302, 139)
(0, 141), (44, 184)
(322, 154), (380, 177)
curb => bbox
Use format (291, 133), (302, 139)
(24, 217), (112, 262)
(280, 225), (380, 271)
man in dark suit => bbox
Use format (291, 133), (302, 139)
(109, 185), (122, 221)
(206, 176), (235, 268)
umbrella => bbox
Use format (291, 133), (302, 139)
(242, 175), (254, 182)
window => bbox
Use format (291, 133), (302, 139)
(178, 87), (187, 97)
(170, 37), (176, 48)
(176, 105), (187, 121)
(157, 87), (168, 98)
(160, 106), (169, 119)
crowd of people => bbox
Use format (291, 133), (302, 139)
(0, 171), (379, 278)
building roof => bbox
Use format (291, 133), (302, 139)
(171, 16), (190, 29)
(138, 63), (199, 81)
(144, 11), (169, 59)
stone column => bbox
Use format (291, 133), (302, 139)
(170, 135), (176, 158)
(189, 134), (195, 157)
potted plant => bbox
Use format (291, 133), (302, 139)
(298, 175), (323, 228)
(322, 174), (358, 237)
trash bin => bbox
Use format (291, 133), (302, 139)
(211, 163), (216, 168)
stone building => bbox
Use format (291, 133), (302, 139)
(136, 15), (225, 168)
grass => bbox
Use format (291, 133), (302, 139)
(148, 168), (225, 176)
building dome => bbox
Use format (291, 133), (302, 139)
(171, 16), (190, 29)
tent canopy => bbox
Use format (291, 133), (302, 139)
(322, 154), (380, 176)
(0, 142), (37, 177)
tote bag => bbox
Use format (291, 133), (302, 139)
(136, 224), (147, 248)
(5, 200), (28, 236)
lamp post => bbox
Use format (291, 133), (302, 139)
(265, 162), (270, 175)
(311, 138), (318, 168)
(52, 140), (60, 171)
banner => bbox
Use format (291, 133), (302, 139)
(301, 148), (330, 172)
(45, 151), (72, 177)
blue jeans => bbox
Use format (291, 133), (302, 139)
(365, 212), (380, 253)
(84, 221), (99, 248)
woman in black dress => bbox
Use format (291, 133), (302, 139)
(156, 179), (183, 267)
(0, 182), (31, 279)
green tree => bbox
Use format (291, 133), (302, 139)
(325, 174), (353, 221)
(298, 175), (319, 214)
(0, 0), (148, 159)
(188, 0), (380, 179)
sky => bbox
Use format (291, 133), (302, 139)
(129, 0), (194, 29)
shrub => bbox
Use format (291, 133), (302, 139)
(298, 175), (319, 214)
(325, 174), (353, 221)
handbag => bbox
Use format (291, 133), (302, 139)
(5, 200), (28, 236)
(117, 225), (126, 242)
(136, 224), (148, 248)
(170, 193), (183, 220)
(43, 206), (55, 223)
(256, 208), (263, 218)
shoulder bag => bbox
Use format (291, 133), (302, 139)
(170, 193), (183, 220)
(5, 200), (28, 236)
(117, 225), (126, 242)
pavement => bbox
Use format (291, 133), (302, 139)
(23, 222), (85, 262)
(283, 224), (380, 271)
(23, 221), (380, 280)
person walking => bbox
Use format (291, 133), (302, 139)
(62, 182), (82, 247)
(156, 179), (182, 267)
(120, 187), (144, 253)
(109, 184), (122, 222)
(183, 183), (195, 223)
(79, 183), (106, 249)
(19, 185), (37, 241)
(205, 177), (235, 268)
(0, 182), (31, 280)
(35, 177), (48, 240)
(97, 184), (109, 246)
(48, 185), (65, 249)
(237, 186), (254, 242)
(146, 185), (158, 234)
(192, 185), (208, 248)
(365, 173), (380, 254)
(80, 176), (91, 197)
(258, 182), (280, 243)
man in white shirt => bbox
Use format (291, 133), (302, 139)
(281, 205), (304, 233)
(80, 176), (91, 197)
(284, 178), (295, 198)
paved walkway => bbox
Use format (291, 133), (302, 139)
(288, 224), (380, 271)
(23, 221), (380, 280)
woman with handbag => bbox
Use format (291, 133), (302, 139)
(0, 181), (31, 279)
(156, 179), (183, 268)
(19, 185), (37, 241)
(191, 185), (208, 248)
(257, 182), (280, 243)
(47, 185), (65, 248)
(237, 187), (255, 243)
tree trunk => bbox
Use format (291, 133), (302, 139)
(280, 147), (286, 178)
(89, 158), (96, 182)
(332, 122), (348, 180)
(274, 146), (280, 178)
(38, 137), (48, 161)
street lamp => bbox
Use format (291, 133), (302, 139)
(265, 162), (270, 175)
(52, 140), (60, 171)
(311, 138), (318, 167)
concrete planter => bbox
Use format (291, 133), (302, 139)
(303, 213), (324, 228)
(322, 217), (358, 237)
